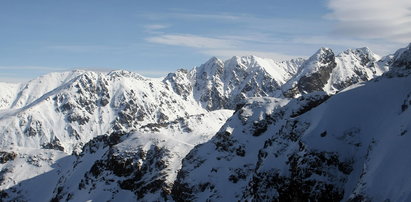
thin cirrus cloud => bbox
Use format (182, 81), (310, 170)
(326, 0), (411, 43)
(47, 45), (122, 53)
(141, 12), (243, 22)
(0, 65), (67, 71)
(144, 8), (410, 61)
(146, 34), (236, 49)
(144, 24), (170, 30)
(145, 33), (302, 60)
(144, 24), (170, 33)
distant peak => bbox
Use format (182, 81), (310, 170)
(308, 47), (334, 62)
(107, 70), (145, 80)
(339, 47), (379, 59)
(319, 47), (332, 52)
(313, 47), (333, 57)
(206, 56), (222, 64)
(70, 69), (88, 74)
(344, 47), (372, 54)
(108, 69), (132, 75)
(393, 43), (411, 58)
(392, 43), (411, 68)
(356, 46), (372, 52)
(227, 55), (264, 66)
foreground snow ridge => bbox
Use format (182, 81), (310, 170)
(0, 43), (410, 201)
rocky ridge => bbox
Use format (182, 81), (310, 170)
(0, 44), (409, 201)
(172, 43), (411, 201)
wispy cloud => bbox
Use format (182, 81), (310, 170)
(292, 36), (367, 48)
(146, 34), (236, 49)
(168, 13), (243, 21)
(143, 9), (408, 61)
(0, 65), (67, 71)
(145, 33), (301, 60)
(144, 24), (169, 30)
(143, 24), (171, 34)
(141, 11), (333, 60)
(141, 12), (244, 22)
(47, 45), (121, 53)
(326, 0), (411, 43)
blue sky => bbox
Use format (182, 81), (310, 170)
(1, 0), (410, 82)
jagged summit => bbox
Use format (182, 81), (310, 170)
(315, 47), (333, 55)
(173, 57), (411, 201)
(339, 47), (380, 62)
(191, 54), (301, 110)
(298, 47), (335, 76)
(281, 46), (386, 97)
(0, 44), (410, 201)
(392, 43), (411, 68)
(0, 45), (392, 153)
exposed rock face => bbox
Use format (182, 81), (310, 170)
(191, 56), (303, 110)
(243, 148), (352, 201)
(0, 109), (232, 201)
(0, 70), (208, 153)
(171, 93), (333, 201)
(50, 133), (176, 201)
(1, 44), (409, 201)
(0, 151), (17, 164)
(392, 43), (411, 69)
(0, 47), (387, 154)
(331, 47), (385, 91)
(173, 65), (411, 201)
(163, 69), (193, 101)
(297, 48), (337, 94)
(283, 47), (385, 98)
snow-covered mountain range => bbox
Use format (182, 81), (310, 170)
(0, 44), (410, 201)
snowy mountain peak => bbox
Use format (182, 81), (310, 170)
(301, 47), (335, 75)
(196, 57), (224, 79)
(316, 47), (333, 54)
(343, 46), (378, 57)
(224, 55), (270, 73)
(281, 48), (336, 97)
(339, 47), (380, 66)
(356, 46), (377, 57)
(392, 43), (411, 69)
(107, 70), (146, 80)
(203, 56), (224, 68)
(281, 46), (389, 98)
(0, 44), (409, 202)
(310, 47), (333, 61)
(192, 55), (302, 110)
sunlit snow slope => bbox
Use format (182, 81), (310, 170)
(0, 44), (408, 201)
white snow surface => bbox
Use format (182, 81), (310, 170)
(0, 70), (208, 153)
(0, 44), (408, 201)
(173, 61), (411, 201)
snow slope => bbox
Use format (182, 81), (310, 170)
(0, 70), (208, 153)
(173, 44), (411, 201)
(0, 44), (408, 201)
(0, 110), (232, 201)
(0, 82), (20, 110)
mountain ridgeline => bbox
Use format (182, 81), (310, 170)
(0, 44), (410, 201)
